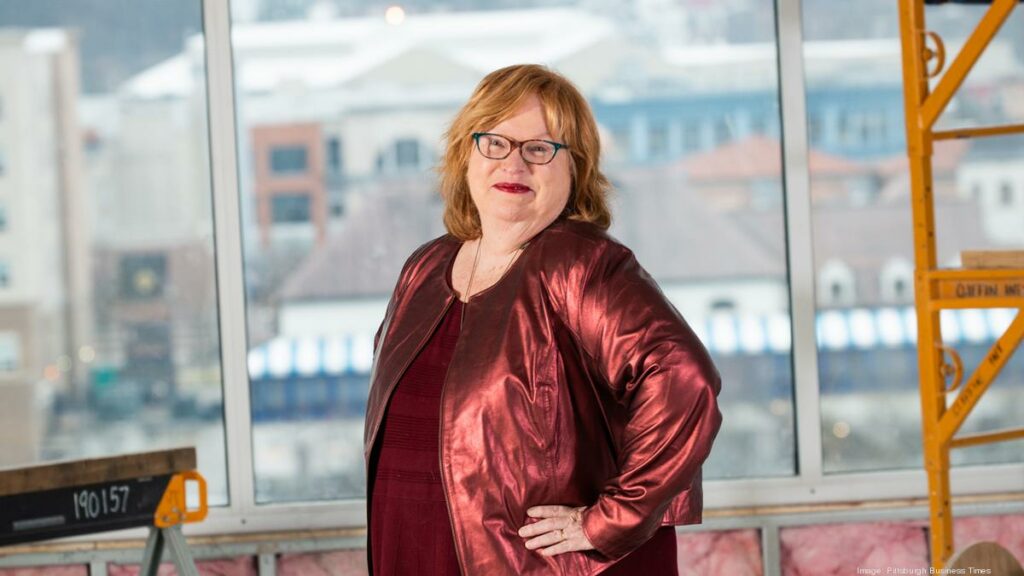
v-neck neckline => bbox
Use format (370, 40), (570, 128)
(444, 240), (531, 304)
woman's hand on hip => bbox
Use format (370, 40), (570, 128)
(518, 505), (595, 556)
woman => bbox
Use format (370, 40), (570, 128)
(364, 64), (722, 575)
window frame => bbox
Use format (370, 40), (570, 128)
(68, 0), (1022, 539)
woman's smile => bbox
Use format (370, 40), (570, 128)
(466, 94), (572, 233)
(493, 182), (533, 194)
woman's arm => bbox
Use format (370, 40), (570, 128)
(569, 242), (723, 560)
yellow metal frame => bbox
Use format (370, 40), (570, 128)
(898, 0), (1024, 569)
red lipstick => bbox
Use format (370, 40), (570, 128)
(494, 182), (533, 194)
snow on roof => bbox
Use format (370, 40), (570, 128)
(120, 8), (615, 99)
(120, 9), (1023, 100)
(121, 54), (193, 98)
(238, 43), (412, 92)
(23, 29), (68, 54)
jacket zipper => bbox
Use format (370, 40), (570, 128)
(439, 297), (468, 575)
(367, 296), (455, 455)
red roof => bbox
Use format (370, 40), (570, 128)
(678, 135), (863, 180)
(875, 139), (969, 176)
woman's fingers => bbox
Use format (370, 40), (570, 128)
(519, 505), (594, 556)
(537, 524), (590, 556)
(518, 516), (570, 538)
(523, 528), (567, 550)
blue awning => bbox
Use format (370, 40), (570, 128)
(692, 306), (1016, 356)
(248, 334), (375, 379)
(246, 307), (1019, 377)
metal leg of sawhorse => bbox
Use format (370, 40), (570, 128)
(140, 525), (200, 576)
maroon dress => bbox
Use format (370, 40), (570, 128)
(368, 261), (678, 575)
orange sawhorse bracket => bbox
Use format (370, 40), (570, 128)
(141, 471), (208, 576)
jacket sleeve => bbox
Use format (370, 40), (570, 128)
(373, 274), (402, 356)
(373, 240), (435, 355)
(569, 242), (723, 560)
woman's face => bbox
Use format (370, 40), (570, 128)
(466, 94), (572, 236)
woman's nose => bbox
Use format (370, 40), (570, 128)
(500, 147), (529, 171)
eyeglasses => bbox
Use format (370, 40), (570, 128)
(471, 132), (568, 165)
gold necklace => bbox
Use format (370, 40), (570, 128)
(460, 239), (525, 330)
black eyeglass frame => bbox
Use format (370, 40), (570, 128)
(471, 132), (569, 165)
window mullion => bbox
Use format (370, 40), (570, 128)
(203, 0), (257, 515)
(775, 0), (824, 483)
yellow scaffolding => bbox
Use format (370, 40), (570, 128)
(898, 0), (1024, 569)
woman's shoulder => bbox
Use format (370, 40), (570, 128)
(394, 234), (459, 285)
(532, 219), (636, 312)
(539, 218), (633, 264)
(407, 233), (459, 263)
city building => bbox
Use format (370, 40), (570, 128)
(0, 28), (90, 467)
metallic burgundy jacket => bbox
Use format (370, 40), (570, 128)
(364, 219), (722, 575)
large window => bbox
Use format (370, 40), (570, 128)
(0, 0), (1019, 535)
(233, 1), (791, 504)
(0, 0), (227, 503)
(805, 1), (1024, 473)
